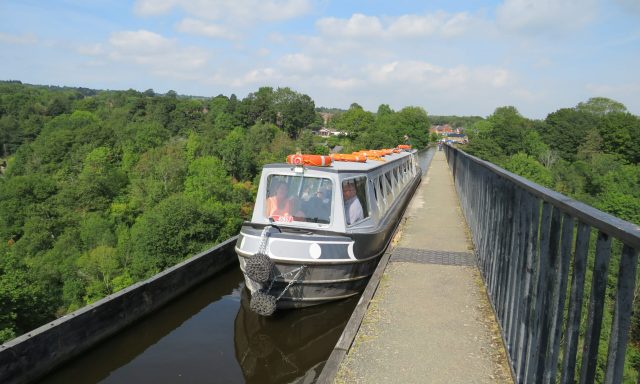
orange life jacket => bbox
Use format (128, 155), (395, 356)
(266, 196), (294, 217)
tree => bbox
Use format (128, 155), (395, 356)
(76, 246), (120, 303)
(503, 153), (553, 187)
(272, 87), (316, 139)
(598, 112), (640, 164)
(576, 97), (627, 116)
(129, 140), (188, 211)
(0, 251), (57, 342)
(129, 194), (241, 278)
(79, 213), (116, 250)
(237, 87), (276, 127)
(184, 156), (234, 203)
(484, 106), (547, 158)
(395, 107), (430, 148)
(0, 174), (57, 242)
(332, 104), (375, 136)
(215, 128), (255, 180)
(376, 104), (393, 117)
(72, 147), (127, 212)
(541, 108), (598, 161)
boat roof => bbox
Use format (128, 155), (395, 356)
(263, 150), (416, 174)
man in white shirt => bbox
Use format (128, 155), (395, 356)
(342, 180), (364, 225)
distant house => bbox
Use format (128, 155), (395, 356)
(318, 128), (347, 137)
(429, 124), (463, 136)
(444, 133), (468, 144)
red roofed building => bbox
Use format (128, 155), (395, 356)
(429, 124), (462, 135)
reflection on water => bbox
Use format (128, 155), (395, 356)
(39, 265), (357, 384)
(235, 290), (357, 384)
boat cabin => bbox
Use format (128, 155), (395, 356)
(250, 150), (418, 233)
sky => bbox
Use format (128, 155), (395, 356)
(1, 0), (639, 119)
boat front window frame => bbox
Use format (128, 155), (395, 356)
(263, 173), (335, 226)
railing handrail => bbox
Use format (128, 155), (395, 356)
(444, 144), (639, 384)
(449, 146), (640, 248)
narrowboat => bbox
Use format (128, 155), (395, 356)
(235, 146), (421, 315)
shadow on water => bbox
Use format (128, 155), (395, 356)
(40, 265), (358, 384)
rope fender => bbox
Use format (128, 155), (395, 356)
(245, 226), (275, 283)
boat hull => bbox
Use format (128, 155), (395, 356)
(235, 168), (421, 310)
(237, 248), (380, 308)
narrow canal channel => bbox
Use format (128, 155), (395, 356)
(40, 148), (435, 384)
(41, 266), (359, 384)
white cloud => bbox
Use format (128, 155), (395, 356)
(76, 43), (105, 56)
(0, 32), (37, 45)
(233, 67), (280, 87)
(387, 12), (476, 38)
(317, 14), (384, 38)
(176, 18), (236, 39)
(134, 0), (312, 22)
(257, 48), (271, 56)
(496, 0), (597, 34)
(366, 60), (513, 90)
(327, 77), (361, 90)
(133, 0), (175, 16)
(316, 11), (478, 40)
(93, 30), (210, 75)
(280, 53), (314, 72)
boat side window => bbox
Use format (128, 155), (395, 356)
(372, 179), (378, 202)
(342, 177), (369, 226)
(377, 176), (387, 208)
(373, 176), (384, 214)
(393, 167), (400, 190)
(384, 171), (394, 199)
(265, 175), (333, 224)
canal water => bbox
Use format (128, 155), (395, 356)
(40, 148), (435, 384)
(40, 266), (358, 384)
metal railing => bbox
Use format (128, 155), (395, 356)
(444, 145), (640, 384)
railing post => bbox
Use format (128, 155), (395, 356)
(579, 231), (612, 384)
(604, 245), (639, 384)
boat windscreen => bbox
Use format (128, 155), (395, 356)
(265, 175), (333, 224)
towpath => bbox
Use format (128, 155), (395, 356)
(335, 150), (513, 384)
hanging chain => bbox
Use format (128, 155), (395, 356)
(263, 264), (307, 296)
(275, 265), (307, 300)
(256, 226), (271, 255)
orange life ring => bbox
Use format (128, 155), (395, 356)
(286, 154), (332, 167)
(331, 154), (367, 162)
(397, 144), (411, 150)
(353, 151), (385, 161)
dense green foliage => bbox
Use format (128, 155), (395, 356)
(327, 103), (430, 151)
(464, 99), (640, 225)
(462, 98), (640, 382)
(0, 82), (431, 342)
